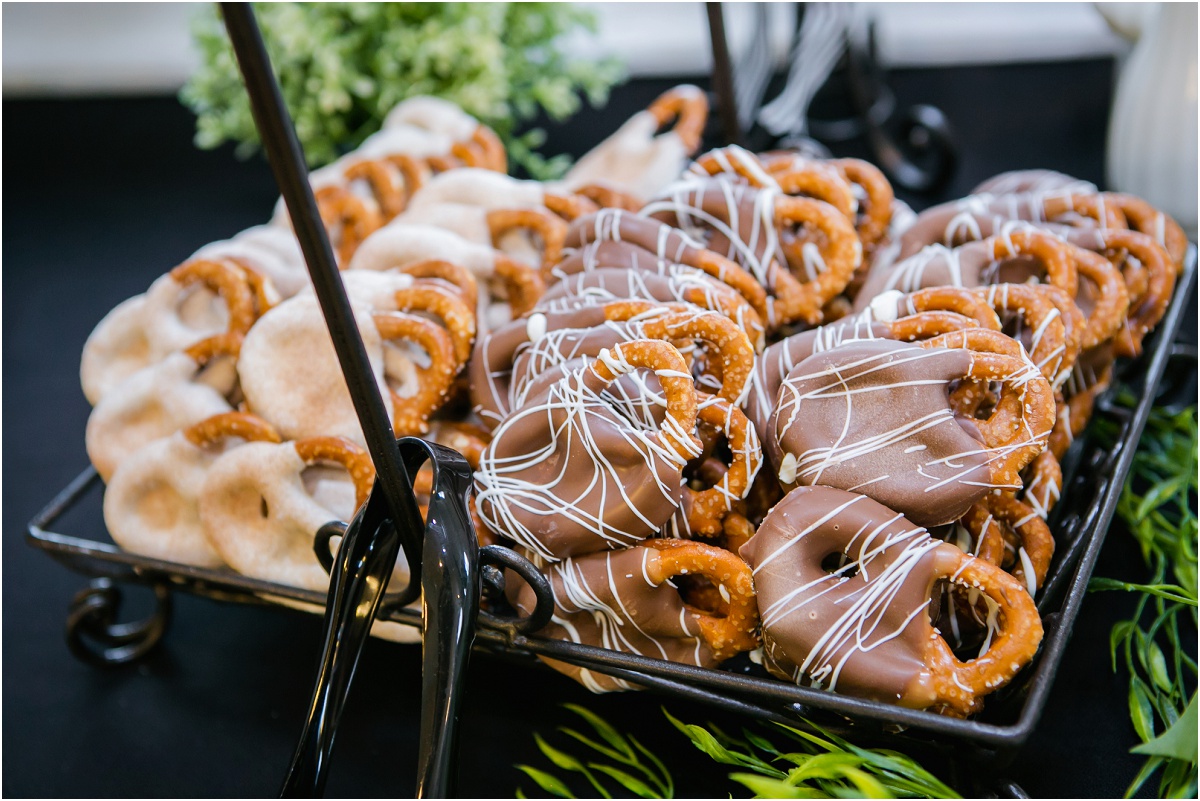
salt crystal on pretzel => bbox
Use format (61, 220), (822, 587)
(742, 485), (1043, 715)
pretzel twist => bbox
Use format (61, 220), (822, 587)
(974, 283), (1073, 385)
(986, 229), (1078, 299)
(681, 396), (761, 536)
(182, 330), (243, 366)
(470, 125), (509, 173)
(690, 146), (780, 189)
(1092, 230), (1175, 355)
(494, 255), (547, 317)
(1041, 192), (1126, 230)
(1021, 449), (1063, 519)
(314, 185), (384, 265)
(393, 284), (476, 365)
(773, 195), (862, 324)
(925, 546), (1044, 715)
(343, 159), (412, 220)
(972, 494), (1055, 593)
(897, 286), (1005, 330)
(886, 311), (989, 343)
(917, 342), (1055, 487)
(384, 154), (432, 215)
(544, 192), (599, 222)
(373, 312), (459, 436)
(643, 538), (760, 659)
(183, 411), (282, 449)
(573, 183), (644, 212)
(395, 259), (480, 311)
(601, 301), (756, 404)
(487, 208), (568, 271)
(293, 437), (376, 511)
(587, 340), (700, 464)
(646, 86), (709, 154)
(1104, 193), (1187, 269)
(830, 158), (894, 252)
(1067, 243), (1130, 350)
(169, 259), (259, 337)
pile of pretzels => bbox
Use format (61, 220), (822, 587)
(80, 85), (1185, 713)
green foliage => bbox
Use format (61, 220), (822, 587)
(180, 3), (623, 178)
(1091, 400), (1198, 798)
(517, 706), (957, 799)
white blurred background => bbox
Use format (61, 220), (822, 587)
(3, 3), (1126, 95)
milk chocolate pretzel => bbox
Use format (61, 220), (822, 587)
(963, 494), (1055, 594)
(854, 229), (1079, 314)
(769, 337), (1053, 528)
(573, 183), (644, 213)
(742, 485), (1044, 715)
(1102, 193), (1187, 271)
(561, 209), (771, 325)
(643, 179), (861, 326)
(761, 152), (895, 253)
(475, 339), (701, 561)
(973, 283), (1075, 387)
(510, 538), (758, 693)
(743, 299), (995, 444)
(103, 412), (282, 567)
(537, 266), (767, 352)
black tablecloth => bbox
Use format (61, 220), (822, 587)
(4, 62), (1195, 798)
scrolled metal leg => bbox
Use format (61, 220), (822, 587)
(65, 578), (172, 667)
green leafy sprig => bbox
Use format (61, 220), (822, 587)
(1091, 399), (1198, 798)
(517, 706), (957, 799)
(180, 3), (624, 178)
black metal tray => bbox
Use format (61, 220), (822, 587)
(29, 247), (1196, 764)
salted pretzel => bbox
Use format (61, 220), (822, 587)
(744, 485), (1043, 715)
(509, 538), (758, 692)
(1104, 192), (1188, 270)
(86, 332), (243, 481)
(472, 301), (754, 429)
(475, 339), (701, 561)
(855, 229), (1079, 314)
(192, 224), (310, 299)
(643, 180), (861, 326)
(199, 436), (381, 592)
(1020, 449), (1063, 519)
(393, 259), (479, 311)
(560, 210), (771, 324)
(537, 266), (766, 352)
(103, 412), (281, 567)
(1065, 242), (1130, 350)
(372, 312), (459, 435)
(769, 337), (1053, 528)
(1065, 228), (1176, 356)
(314, 184), (385, 265)
(391, 282), (476, 365)
(962, 494), (1054, 594)
(972, 283), (1074, 386)
(677, 395), (762, 537)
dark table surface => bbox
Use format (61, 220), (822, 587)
(5, 60), (1197, 798)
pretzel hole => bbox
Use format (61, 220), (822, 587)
(820, 552), (859, 579)
(684, 437), (733, 492)
(675, 574), (732, 617)
(984, 255), (1045, 287)
(301, 465), (358, 522)
(930, 576), (1003, 661)
(383, 338), (434, 398)
(175, 283), (229, 334)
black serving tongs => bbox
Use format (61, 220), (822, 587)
(220, 5), (479, 797)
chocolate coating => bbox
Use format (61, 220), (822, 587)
(768, 338), (992, 527)
(739, 485), (946, 706)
